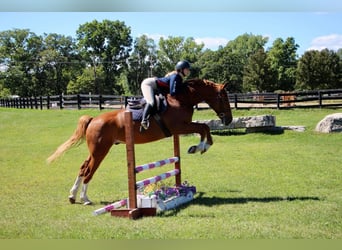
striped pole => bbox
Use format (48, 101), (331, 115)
(136, 169), (180, 189)
(135, 157), (179, 173)
(93, 199), (127, 216)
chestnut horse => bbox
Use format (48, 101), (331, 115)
(47, 78), (232, 205)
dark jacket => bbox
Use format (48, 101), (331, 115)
(156, 72), (183, 96)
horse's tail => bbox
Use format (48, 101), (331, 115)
(46, 115), (93, 164)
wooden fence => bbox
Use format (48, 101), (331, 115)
(228, 89), (342, 109)
(0, 94), (126, 110)
(1, 89), (342, 110)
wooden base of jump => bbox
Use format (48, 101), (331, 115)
(110, 111), (181, 220)
(110, 207), (157, 219)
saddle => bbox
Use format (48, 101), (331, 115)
(126, 93), (168, 122)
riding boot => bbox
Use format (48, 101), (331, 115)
(140, 103), (153, 132)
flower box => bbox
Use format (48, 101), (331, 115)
(137, 194), (157, 208)
(157, 190), (195, 211)
(137, 182), (196, 211)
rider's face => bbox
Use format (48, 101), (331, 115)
(183, 68), (190, 76)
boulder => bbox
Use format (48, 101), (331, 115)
(315, 113), (342, 133)
(194, 115), (276, 130)
(195, 115), (305, 133)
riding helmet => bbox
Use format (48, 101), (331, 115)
(175, 60), (191, 71)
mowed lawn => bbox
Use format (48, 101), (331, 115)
(0, 107), (341, 239)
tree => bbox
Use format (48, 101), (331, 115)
(67, 65), (105, 94)
(199, 33), (268, 92)
(198, 49), (223, 81)
(0, 29), (44, 96)
(126, 35), (157, 95)
(0, 78), (11, 97)
(76, 20), (132, 94)
(181, 37), (204, 78)
(243, 48), (277, 92)
(267, 37), (299, 91)
(296, 49), (341, 90)
(39, 33), (81, 95)
(156, 36), (204, 76)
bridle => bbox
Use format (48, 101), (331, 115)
(216, 88), (230, 120)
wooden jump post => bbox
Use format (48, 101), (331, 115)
(110, 111), (181, 219)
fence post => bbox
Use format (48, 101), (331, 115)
(99, 95), (103, 110)
(47, 96), (50, 109)
(124, 96), (128, 107)
(234, 94), (238, 109)
(59, 94), (63, 109)
(318, 91), (322, 108)
(277, 94), (281, 109)
(30, 97), (33, 109)
(77, 94), (81, 110)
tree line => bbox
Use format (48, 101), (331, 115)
(1, 19), (341, 98)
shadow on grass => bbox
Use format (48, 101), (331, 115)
(211, 127), (284, 136)
(158, 192), (320, 217)
(192, 192), (320, 206)
(211, 130), (247, 136)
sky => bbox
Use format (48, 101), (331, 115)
(0, 11), (341, 57)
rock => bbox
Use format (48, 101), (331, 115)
(194, 115), (276, 130)
(315, 113), (342, 133)
(195, 115), (305, 134)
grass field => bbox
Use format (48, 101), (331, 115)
(0, 107), (341, 239)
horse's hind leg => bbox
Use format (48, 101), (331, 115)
(70, 115), (117, 205)
(80, 182), (91, 205)
(69, 157), (90, 204)
(79, 144), (112, 205)
(69, 175), (83, 204)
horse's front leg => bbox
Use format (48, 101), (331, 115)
(188, 140), (212, 154)
(176, 122), (213, 154)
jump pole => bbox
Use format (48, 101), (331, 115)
(110, 111), (181, 219)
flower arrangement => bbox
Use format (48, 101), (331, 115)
(138, 181), (196, 211)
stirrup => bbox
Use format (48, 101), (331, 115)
(140, 120), (149, 132)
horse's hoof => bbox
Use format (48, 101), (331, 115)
(187, 146), (197, 154)
(83, 201), (93, 206)
(69, 196), (76, 204)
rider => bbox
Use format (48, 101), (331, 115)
(140, 60), (191, 131)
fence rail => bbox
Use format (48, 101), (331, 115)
(1, 89), (342, 110)
(228, 89), (342, 109)
(0, 94), (126, 110)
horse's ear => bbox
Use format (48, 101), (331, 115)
(223, 82), (228, 89)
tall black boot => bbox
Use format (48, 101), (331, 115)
(140, 103), (153, 132)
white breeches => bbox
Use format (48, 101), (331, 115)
(141, 77), (157, 106)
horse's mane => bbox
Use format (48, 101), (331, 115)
(184, 78), (219, 93)
(174, 78), (219, 103)
(185, 78), (216, 87)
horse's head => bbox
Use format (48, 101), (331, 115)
(186, 79), (233, 125)
(211, 81), (233, 125)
